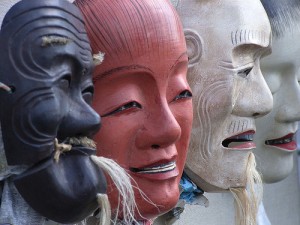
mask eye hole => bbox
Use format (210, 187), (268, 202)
(60, 74), (71, 88)
(82, 86), (94, 104)
(237, 67), (253, 78)
(102, 101), (142, 117)
(173, 90), (192, 102)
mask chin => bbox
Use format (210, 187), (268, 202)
(14, 151), (107, 224)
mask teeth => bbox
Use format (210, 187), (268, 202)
(265, 137), (293, 145)
(229, 134), (254, 141)
(137, 162), (176, 174)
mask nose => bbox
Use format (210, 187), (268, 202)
(58, 99), (101, 140)
(232, 68), (273, 118)
(135, 102), (181, 149)
(275, 79), (300, 123)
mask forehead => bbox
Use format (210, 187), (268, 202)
(1, 1), (92, 83)
(77, 0), (186, 76)
(177, 0), (271, 61)
(262, 29), (300, 67)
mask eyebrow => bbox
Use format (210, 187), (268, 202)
(41, 35), (72, 47)
(231, 29), (270, 47)
(93, 65), (153, 83)
(218, 60), (254, 71)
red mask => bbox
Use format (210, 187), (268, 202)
(75, 0), (192, 220)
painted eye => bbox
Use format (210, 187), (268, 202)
(103, 101), (142, 117)
(82, 86), (94, 104)
(237, 67), (253, 78)
(173, 90), (192, 101)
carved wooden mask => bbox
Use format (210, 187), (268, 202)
(174, 0), (273, 191)
(75, 0), (193, 220)
(0, 0), (106, 222)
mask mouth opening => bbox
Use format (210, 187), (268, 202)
(265, 133), (297, 151)
(265, 133), (294, 145)
(54, 137), (97, 162)
(222, 130), (255, 149)
(64, 136), (96, 149)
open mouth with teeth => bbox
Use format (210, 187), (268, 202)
(130, 161), (176, 174)
(265, 133), (297, 151)
(222, 131), (256, 149)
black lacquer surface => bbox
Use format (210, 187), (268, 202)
(0, 0), (106, 223)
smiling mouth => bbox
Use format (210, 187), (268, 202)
(265, 133), (297, 151)
(130, 161), (176, 174)
(222, 131), (256, 149)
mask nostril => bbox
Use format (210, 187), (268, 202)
(151, 144), (160, 149)
(252, 112), (260, 117)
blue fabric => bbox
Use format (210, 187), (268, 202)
(179, 173), (204, 204)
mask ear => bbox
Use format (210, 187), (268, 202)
(184, 29), (203, 68)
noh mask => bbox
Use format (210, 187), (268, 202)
(174, 0), (273, 192)
(0, 0), (106, 223)
(75, 0), (193, 220)
(172, 1), (273, 224)
(254, 0), (300, 183)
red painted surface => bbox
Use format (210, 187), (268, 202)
(76, 0), (192, 220)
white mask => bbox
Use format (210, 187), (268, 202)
(174, 0), (273, 191)
(254, 27), (300, 183)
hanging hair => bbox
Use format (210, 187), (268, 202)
(230, 153), (263, 225)
(261, 0), (300, 38)
(91, 156), (139, 224)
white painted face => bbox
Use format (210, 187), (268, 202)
(175, 0), (273, 191)
(254, 28), (300, 183)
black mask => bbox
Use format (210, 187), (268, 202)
(0, 0), (106, 223)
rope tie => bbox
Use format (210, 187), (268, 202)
(53, 138), (72, 163)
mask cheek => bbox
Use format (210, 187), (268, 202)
(15, 92), (63, 146)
